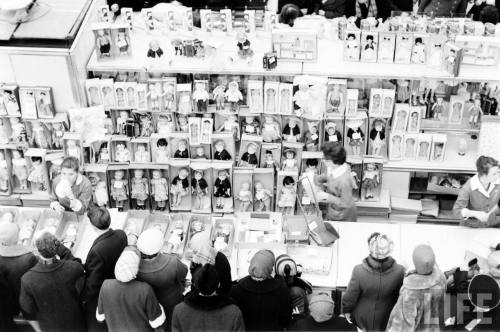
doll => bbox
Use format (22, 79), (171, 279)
(214, 170), (231, 209)
(412, 37), (426, 64)
(19, 219), (36, 246)
(189, 218), (205, 238)
(192, 170), (209, 210)
(249, 88), (263, 113)
(450, 102), (462, 124)
(37, 92), (54, 117)
(236, 182), (252, 212)
(390, 135), (403, 159)
(265, 88), (277, 114)
(157, 114), (176, 135)
(165, 220), (185, 254)
(4, 90), (20, 116)
(327, 85), (343, 113)
(124, 220), (139, 245)
(126, 87), (136, 108)
(242, 116), (260, 135)
(116, 110), (130, 135)
(163, 82), (175, 112)
(277, 176), (296, 215)
(363, 163), (379, 199)
(217, 114), (240, 141)
(131, 169), (149, 210)
(174, 139), (189, 159)
(433, 143), (444, 161)
(151, 170), (168, 211)
(254, 181), (272, 212)
(214, 140), (231, 161)
(404, 138), (416, 159)
(363, 35), (376, 61)
(225, 81), (243, 113)
(155, 138), (170, 163)
(236, 32), (254, 59)
(102, 86), (115, 107)
(31, 121), (51, 149)
(116, 29), (129, 56)
(98, 143), (110, 164)
(0, 118), (9, 144)
(135, 144), (150, 163)
(178, 91), (192, 114)
(239, 142), (259, 167)
(293, 84), (311, 114)
(200, 119), (212, 144)
(193, 82), (209, 113)
(171, 168), (189, 207)
(347, 122), (365, 156)
(263, 150), (278, 170)
(148, 82), (163, 112)
(61, 223), (78, 248)
(325, 122), (342, 144)
(116, 88), (126, 107)
(282, 149), (298, 172)
(111, 170), (128, 211)
(193, 146), (207, 159)
(96, 29), (111, 57)
(409, 111), (420, 132)
(394, 110), (408, 132)
(280, 88), (291, 114)
(66, 140), (81, 162)
(9, 117), (27, 143)
(115, 143), (130, 163)
(139, 114), (153, 137)
(147, 40), (164, 58)
(104, 113), (114, 135)
(397, 80), (411, 103)
(27, 156), (47, 192)
(213, 85), (226, 111)
(418, 141), (430, 160)
(469, 97), (482, 127)
(369, 119), (386, 156)
(261, 116), (280, 143)
(0, 151), (9, 193)
(177, 115), (189, 133)
(432, 97), (444, 120)
(88, 173), (108, 207)
(282, 118), (301, 142)
(382, 96), (393, 116)
(345, 33), (359, 60)
(304, 122), (320, 151)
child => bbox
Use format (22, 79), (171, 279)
(214, 170), (231, 210)
(278, 176), (296, 215)
(171, 168), (189, 208)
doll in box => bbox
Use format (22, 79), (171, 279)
(408, 111), (420, 132)
(98, 143), (110, 164)
(213, 84), (226, 111)
(263, 150), (278, 170)
(193, 82), (209, 113)
(189, 218), (205, 238)
(96, 29), (111, 57)
(116, 110), (131, 135)
(282, 118), (301, 142)
(126, 87), (136, 108)
(10, 117), (27, 143)
(278, 176), (296, 215)
(217, 114), (240, 141)
(450, 101), (463, 124)
(249, 88), (263, 113)
(394, 109), (408, 132)
(135, 144), (150, 163)
(266, 88), (277, 114)
(346, 121), (365, 156)
(163, 83), (175, 112)
(116, 29), (130, 56)
(242, 116), (260, 135)
(412, 37), (426, 64)
(177, 115), (189, 133)
(148, 82), (163, 112)
(345, 33), (360, 60)
(165, 220), (185, 254)
(111, 170), (128, 211)
(237, 32), (254, 59)
(151, 170), (168, 211)
(432, 142), (444, 161)
(280, 88), (291, 114)
(51, 122), (65, 149)
(115, 143), (130, 163)
(0, 151), (9, 193)
(139, 114), (153, 137)
(31, 121), (51, 149)
(178, 91), (192, 114)
(116, 87), (126, 107)
(362, 163), (379, 199)
(262, 116), (280, 143)
(213, 222), (232, 252)
(4, 90), (20, 116)
(225, 81), (243, 113)
(104, 113), (114, 135)
(12, 150), (28, 190)
(157, 114), (176, 135)
(240, 142), (259, 167)
(214, 169), (231, 209)
(293, 84), (311, 114)
(62, 223), (78, 248)
(404, 137), (416, 159)
(193, 146), (207, 160)
(369, 118), (386, 156)
(19, 219), (36, 246)
(88, 173), (108, 207)
(469, 97), (482, 127)
(282, 149), (298, 172)
(192, 170), (209, 210)
(432, 96), (444, 120)
(390, 135), (403, 160)
(325, 122), (342, 144)
(171, 168), (189, 207)
(131, 169), (149, 210)
(174, 139), (188, 159)
(327, 84), (343, 113)
(147, 40), (164, 59)
(102, 86), (115, 107)
(396, 80), (411, 103)
(27, 156), (47, 192)
(214, 140), (231, 161)
(236, 182), (252, 212)
(304, 121), (320, 151)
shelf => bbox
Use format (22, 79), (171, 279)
(420, 126), (480, 134)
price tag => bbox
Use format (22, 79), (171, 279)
(311, 133), (318, 141)
(114, 181), (123, 189)
(329, 135), (338, 142)
(302, 196), (311, 205)
(308, 221), (318, 230)
(353, 132), (361, 140)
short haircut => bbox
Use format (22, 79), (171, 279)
(61, 157), (79, 172)
(283, 176), (295, 186)
(157, 138), (168, 147)
(87, 206), (111, 230)
(306, 158), (318, 167)
(321, 142), (346, 165)
(415, 37), (422, 44)
(35, 231), (59, 259)
(476, 155), (499, 176)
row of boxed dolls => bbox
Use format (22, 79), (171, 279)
(388, 133), (448, 162)
(0, 85), (56, 119)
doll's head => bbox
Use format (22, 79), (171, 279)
(134, 169), (143, 179)
(157, 138), (168, 151)
(114, 170), (124, 180)
(149, 40), (160, 51)
(179, 168), (189, 179)
(191, 218), (204, 232)
(366, 163), (377, 172)
(392, 135), (402, 145)
(202, 120), (211, 130)
(474, 97), (481, 107)
(119, 110), (129, 120)
(228, 81), (238, 90)
(265, 150), (273, 161)
(266, 88), (276, 97)
(164, 83), (174, 94)
(245, 116), (255, 123)
(195, 146), (205, 157)
(154, 82), (162, 92)
(284, 149), (296, 160)
(306, 158), (318, 171)
(12, 149), (23, 159)
(420, 141), (429, 151)
(398, 110), (407, 119)
(434, 143), (443, 156)
(326, 122), (336, 135)
(247, 143), (257, 155)
(116, 143), (125, 151)
(218, 170), (228, 180)
(215, 140), (225, 152)
(283, 175), (295, 188)
(137, 144), (146, 152)
(152, 170), (162, 179)
(140, 114), (150, 123)
(10, 117), (19, 125)
(194, 170), (203, 180)
(116, 88), (124, 96)
(288, 118), (297, 128)
(254, 181), (263, 191)
(97, 29), (105, 37)
(31, 156), (42, 166)
(347, 33), (355, 41)
(178, 115), (187, 126)
(411, 111), (419, 120)
(373, 118), (385, 132)
(436, 96), (443, 104)
(195, 82), (205, 91)
(88, 172), (100, 186)
(406, 138), (415, 147)
(241, 182), (250, 191)
(366, 35), (374, 44)
(118, 31), (126, 40)
(264, 116), (275, 125)
(307, 121), (318, 133)
(373, 94), (381, 105)
(178, 140), (187, 151)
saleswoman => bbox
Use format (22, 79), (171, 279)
(49, 157), (93, 215)
(453, 155), (500, 228)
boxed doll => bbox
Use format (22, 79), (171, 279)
(260, 142), (281, 171)
(149, 166), (169, 211)
(378, 32), (396, 63)
(238, 134), (262, 168)
(184, 214), (213, 260)
(177, 83), (192, 115)
(155, 113), (176, 136)
(407, 107), (422, 133)
(25, 148), (50, 196)
(212, 161), (234, 213)
(190, 144), (211, 160)
(0, 118), (12, 144)
(369, 88), (384, 117)
(19, 87), (38, 120)
(260, 114), (281, 143)
(123, 210), (148, 246)
(411, 34), (428, 65)
(394, 32), (412, 64)
(89, 138), (110, 164)
(417, 134), (433, 161)
(281, 116), (303, 143)
(15, 208), (41, 246)
(111, 109), (135, 136)
(392, 103), (410, 132)
(144, 212), (171, 235)
(240, 114), (261, 137)
(62, 132), (83, 165)
(344, 113), (368, 157)
(161, 77), (176, 113)
(2, 84), (21, 116)
(253, 168), (274, 212)
(131, 138), (151, 163)
(427, 34), (447, 69)
(347, 156), (363, 201)
(303, 117), (322, 152)
(292, 75), (327, 119)
(431, 134), (447, 162)
(107, 165), (130, 211)
(346, 89), (359, 116)
(343, 30), (361, 61)
(99, 79), (115, 108)
(129, 164), (151, 210)
(443, 43), (463, 77)
(134, 111), (154, 138)
(122, 82), (137, 109)
(299, 151), (324, 213)
(215, 113), (239, 141)
(448, 95), (466, 125)
(326, 79), (347, 115)
(368, 117), (389, 159)
(0, 148), (12, 196)
(92, 23), (113, 61)
(163, 213), (190, 257)
(382, 89), (396, 117)
(60, 215), (84, 251)
(264, 81), (279, 114)
(200, 118), (213, 145)
(212, 133), (235, 162)
(361, 156), (383, 201)
(276, 171), (298, 215)
(389, 132), (404, 161)
(361, 31), (378, 62)
(169, 159), (191, 211)
(10, 148), (31, 194)
(190, 160), (212, 214)
(114, 82), (128, 108)
(403, 134), (418, 160)
(168, 132), (190, 159)
(211, 216), (235, 259)
(193, 80), (210, 114)
(281, 142), (303, 173)
(110, 136), (131, 163)
(278, 83), (293, 115)
(455, 35), (500, 66)
(189, 116), (201, 146)
(111, 23), (131, 58)
(150, 135), (170, 163)
(147, 79), (163, 113)
(83, 163), (109, 208)
(233, 168), (254, 213)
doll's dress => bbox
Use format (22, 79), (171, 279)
(348, 128), (363, 147)
(262, 123), (279, 142)
(371, 130), (385, 150)
(282, 159), (297, 171)
(151, 177), (168, 201)
(135, 150), (150, 163)
(28, 164), (45, 184)
(115, 149), (130, 162)
(266, 91), (276, 113)
(432, 104), (444, 117)
(278, 187), (295, 207)
(238, 190), (251, 203)
(99, 37), (111, 54)
(12, 158), (28, 181)
(111, 179), (128, 201)
(171, 178), (186, 195)
(33, 127), (50, 149)
(94, 181), (109, 206)
(363, 171), (378, 190)
(131, 178), (148, 201)
(193, 89), (209, 102)
(226, 88), (242, 103)
(214, 179), (231, 198)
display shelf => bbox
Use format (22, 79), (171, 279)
(420, 126), (480, 134)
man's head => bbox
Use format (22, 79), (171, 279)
(87, 206), (111, 231)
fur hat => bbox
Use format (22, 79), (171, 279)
(309, 293), (335, 323)
(368, 233), (393, 260)
(0, 222), (19, 246)
(412, 244), (435, 275)
(137, 228), (164, 256)
(115, 249), (140, 282)
(249, 250), (275, 280)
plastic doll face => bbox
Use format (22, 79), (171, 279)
(178, 117), (187, 125)
(366, 163), (376, 172)
(255, 182), (263, 190)
(374, 120), (384, 131)
(393, 136), (402, 145)
(411, 112), (418, 120)
(286, 151), (294, 159)
(115, 170), (124, 180)
(101, 147), (108, 154)
(179, 169), (189, 179)
(134, 169), (143, 178)
(327, 127), (335, 135)
(196, 147), (204, 156)
(247, 144), (256, 154)
(266, 153), (273, 161)
(150, 40), (159, 51)
(137, 144), (146, 152)
(215, 142), (224, 152)
(218, 171), (227, 180)
(437, 97), (443, 104)
(97, 29), (105, 36)
(194, 171), (202, 180)
(289, 120), (296, 128)
(202, 121), (211, 130)
(191, 219), (203, 232)
(165, 84), (174, 93)
(117, 143), (125, 151)
(12, 150), (21, 159)
(152, 170), (161, 179)
(178, 140), (186, 151)
(241, 182), (250, 190)
(119, 111), (129, 119)
(229, 82), (238, 90)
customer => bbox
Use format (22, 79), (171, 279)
(480, 4), (500, 24)
(315, 142), (357, 221)
(19, 231), (86, 332)
(83, 206), (127, 332)
(318, 0), (349, 18)
(137, 228), (187, 332)
(342, 233), (405, 331)
(188, 230), (232, 296)
(345, 0), (399, 21)
(230, 249), (291, 331)
(172, 264), (245, 332)
(453, 155), (500, 228)
(0, 269), (16, 331)
(386, 244), (447, 331)
(0, 222), (37, 330)
(50, 156), (93, 215)
(97, 249), (166, 332)
(279, 3), (302, 27)
(289, 292), (357, 331)
(418, 0), (467, 16)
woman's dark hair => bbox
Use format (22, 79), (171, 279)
(279, 4), (301, 27)
(347, 33), (355, 39)
(415, 37), (422, 44)
(306, 158), (318, 167)
(283, 176), (295, 186)
(157, 138), (168, 147)
(480, 5), (499, 24)
(321, 142), (346, 165)
(31, 156), (43, 163)
(476, 155), (499, 176)
(61, 156), (80, 172)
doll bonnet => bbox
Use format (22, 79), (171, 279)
(284, 148), (296, 157)
(325, 122), (337, 131)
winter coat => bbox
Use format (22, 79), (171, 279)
(342, 256), (405, 331)
(172, 293), (244, 332)
(230, 276), (291, 331)
(0, 269), (16, 332)
(138, 253), (188, 332)
(50, 174), (93, 215)
(288, 314), (358, 331)
(386, 265), (446, 332)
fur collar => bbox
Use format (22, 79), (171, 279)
(184, 292), (232, 311)
(363, 255), (396, 273)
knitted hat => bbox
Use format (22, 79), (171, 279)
(275, 254), (297, 278)
(115, 249), (140, 282)
(192, 263), (219, 296)
(189, 231), (217, 265)
(412, 244), (435, 275)
(309, 293), (335, 323)
(249, 250), (275, 280)
(137, 228), (164, 256)
(368, 233), (393, 260)
(34, 231), (59, 259)
(0, 222), (19, 246)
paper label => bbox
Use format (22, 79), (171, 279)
(353, 133), (361, 140)
(302, 196), (311, 205)
(308, 221), (318, 230)
(311, 134), (318, 141)
(114, 181), (123, 189)
(329, 135), (338, 142)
